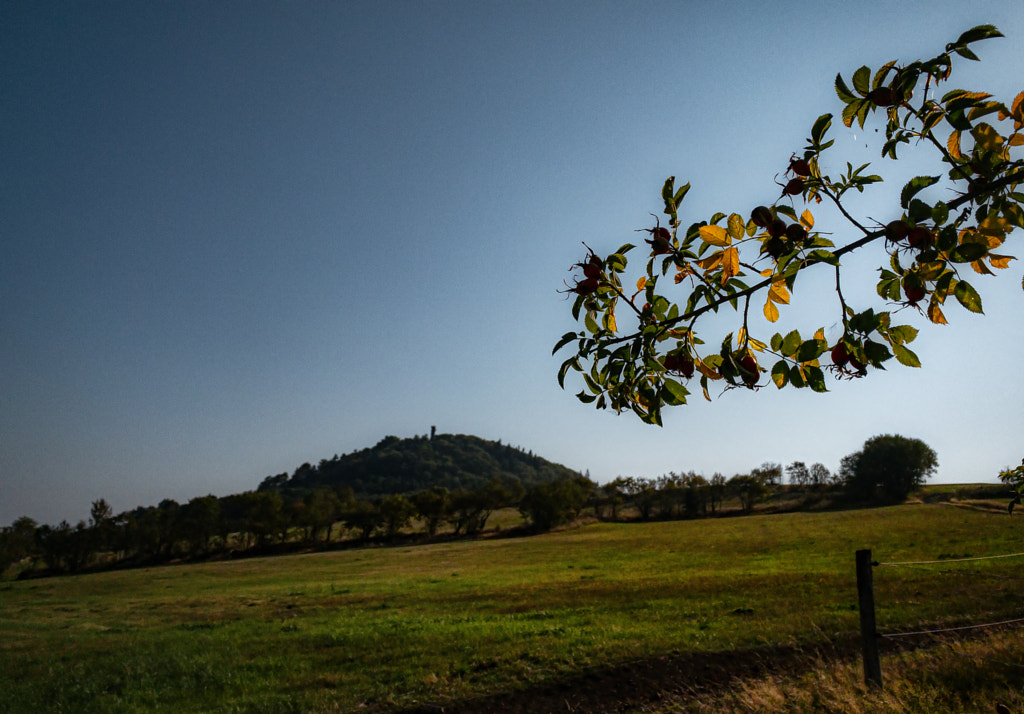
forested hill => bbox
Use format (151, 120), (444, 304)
(256, 433), (581, 497)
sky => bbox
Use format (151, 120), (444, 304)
(2, 1), (1023, 526)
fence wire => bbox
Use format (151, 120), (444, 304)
(873, 549), (1024, 648)
(876, 551), (1024, 567)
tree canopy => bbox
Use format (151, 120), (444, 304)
(556, 25), (1022, 425)
(839, 434), (939, 503)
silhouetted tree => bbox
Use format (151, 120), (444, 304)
(841, 434), (938, 503)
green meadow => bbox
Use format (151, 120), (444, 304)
(3, 501), (1023, 713)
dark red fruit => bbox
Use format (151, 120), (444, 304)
(646, 226), (672, 255)
(904, 283), (926, 303)
(783, 177), (805, 196)
(785, 223), (808, 243)
(572, 277), (599, 295)
(790, 158), (811, 177)
(768, 218), (788, 238)
(831, 343), (849, 367)
(866, 87), (898, 107)
(885, 220), (910, 242)
(582, 256), (602, 279)
(907, 227), (933, 249)
(739, 355), (758, 386)
(751, 206), (773, 229)
(663, 353), (695, 379)
(763, 237), (787, 259)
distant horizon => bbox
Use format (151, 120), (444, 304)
(9, 427), (1004, 527)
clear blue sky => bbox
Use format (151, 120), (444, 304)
(3, 1), (1022, 526)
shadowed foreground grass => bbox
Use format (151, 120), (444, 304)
(1, 503), (1022, 712)
(668, 628), (1024, 713)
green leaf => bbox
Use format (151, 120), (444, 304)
(908, 199), (933, 222)
(789, 365), (806, 389)
(805, 366), (827, 393)
(900, 175), (940, 208)
(888, 324), (919, 345)
(554, 331), (581, 355)
(949, 243), (988, 263)
(852, 65), (871, 96)
(770, 333), (783, 352)
(771, 360), (789, 388)
(811, 113), (833, 145)
(661, 378), (689, 406)
(835, 74), (856, 103)
(864, 340), (892, 365)
(893, 344), (921, 367)
(841, 100), (862, 128)
(953, 24), (1003, 47)
(954, 280), (984, 313)
(781, 330), (802, 357)
(674, 182), (691, 205)
(558, 357), (580, 389)
(797, 339), (825, 363)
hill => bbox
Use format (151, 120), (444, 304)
(256, 432), (582, 496)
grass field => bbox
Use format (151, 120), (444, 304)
(2, 500), (1023, 712)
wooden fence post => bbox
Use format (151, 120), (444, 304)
(856, 548), (883, 689)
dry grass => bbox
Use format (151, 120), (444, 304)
(663, 629), (1024, 713)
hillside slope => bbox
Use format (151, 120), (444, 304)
(257, 433), (581, 496)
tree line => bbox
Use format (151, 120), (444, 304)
(0, 434), (938, 578)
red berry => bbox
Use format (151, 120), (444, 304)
(904, 284), (926, 303)
(572, 277), (599, 295)
(867, 87), (898, 107)
(783, 178), (805, 196)
(739, 355), (758, 386)
(790, 158), (811, 177)
(646, 226), (672, 255)
(663, 353), (695, 379)
(751, 206), (773, 228)
(885, 220), (910, 242)
(907, 227), (933, 249)
(768, 218), (788, 238)
(763, 237), (787, 259)
(831, 343), (849, 367)
(582, 258), (602, 279)
(785, 223), (808, 243)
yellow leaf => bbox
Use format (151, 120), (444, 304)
(636, 277), (647, 291)
(1012, 90), (1024, 123)
(800, 210), (814, 230)
(674, 264), (694, 284)
(927, 302), (948, 325)
(763, 299), (780, 323)
(947, 130), (963, 159)
(695, 252), (723, 272)
(748, 336), (768, 352)
(1009, 133), (1024, 147)
(759, 268), (773, 278)
(972, 123), (1006, 155)
(970, 259), (994, 276)
(727, 213), (746, 241)
(699, 225), (730, 247)
(978, 214), (1010, 239)
(813, 327), (825, 342)
(720, 247), (740, 283)
(695, 358), (720, 380)
(989, 253), (1016, 269)
(768, 280), (790, 305)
